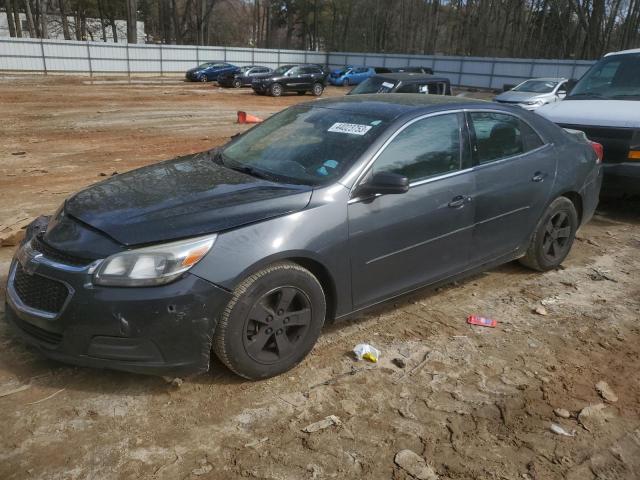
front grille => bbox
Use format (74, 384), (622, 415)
(11, 313), (63, 345)
(13, 263), (69, 314)
(31, 235), (93, 266)
(559, 124), (634, 163)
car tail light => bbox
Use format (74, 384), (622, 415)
(629, 149), (640, 160)
(589, 141), (603, 164)
(629, 131), (640, 161)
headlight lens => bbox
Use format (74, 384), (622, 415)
(93, 234), (216, 287)
(525, 99), (545, 106)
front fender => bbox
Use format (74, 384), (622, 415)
(189, 187), (352, 316)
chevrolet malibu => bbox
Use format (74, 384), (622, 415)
(5, 95), (602, 380)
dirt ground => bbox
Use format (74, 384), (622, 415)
(0, 76), (639, 480)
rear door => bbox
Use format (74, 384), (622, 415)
(348, 112), (476, 308)
(467, 110), (556, 264)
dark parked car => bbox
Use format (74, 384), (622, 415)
(6, 95), (602, 379)
(252, 64), (328, 97)
(185, 62), (238, 82)
(349, 73), (452, 95)
(391, 66), (435, 75)
(217, 65), (273, 88)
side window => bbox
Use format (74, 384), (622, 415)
(396, 83), (418, 93)
(289, 67), (302, 76)
(469, 112), (524, 164)
(372, 114), (461, 182)
(519, 119), (544, 151)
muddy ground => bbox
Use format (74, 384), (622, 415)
(0, 76), (639, 480)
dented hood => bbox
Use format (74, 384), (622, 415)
(62, 151), (313, 246)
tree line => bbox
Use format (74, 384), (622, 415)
(2, 0), (639, 60)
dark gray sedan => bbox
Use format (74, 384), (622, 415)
(5, 95), (602, 379)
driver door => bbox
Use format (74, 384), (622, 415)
(348, 112), (476, 308)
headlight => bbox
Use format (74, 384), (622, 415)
(524, 99), (545, 106)
(93, 234), (216, 287)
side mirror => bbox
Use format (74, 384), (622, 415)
(356, 172), (409, 197)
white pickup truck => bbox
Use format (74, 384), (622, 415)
(538, 48), (640, 195)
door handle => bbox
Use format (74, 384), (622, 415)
(448, 195), (468, 208)
(532, 172), (546, 182)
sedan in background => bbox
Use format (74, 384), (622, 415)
(218, 65), (273, 88)
(494, 78), (569, 110)
(6, 95), (601, 380)
(252, 64), (328, 96)
(185, 62), (238, 82)
(349, 73), (452, 95)
(329, 66), (376, 86)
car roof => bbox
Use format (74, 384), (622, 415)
(605, 48), (640, 56)
(371, 72), (449, 82)
(309, 94), (487, 120)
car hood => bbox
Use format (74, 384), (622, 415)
(62, 152), (313, 246)
(187, 67), (203, 74)
(537, 100), (640, 128)
(495, 91), (548, 102)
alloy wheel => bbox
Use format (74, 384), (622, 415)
(542, 211), (572, 261)
(242, 286), (312, 364)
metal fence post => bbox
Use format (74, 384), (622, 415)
(488, 57), (496, 90)
(86, 41), (93, 78)
(126, 42), (131, 81)
(39, 38), (47, 75)
(223, 46), (227, 62)
(304, 50), (308, 64)
(159, 44), (163, 78)
(196, 45), (200, 66)
(277, 49), (281, 67)
(570, 60), (578, 80)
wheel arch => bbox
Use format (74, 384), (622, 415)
(559, 191), (584, 224)
(228, 252), (338, 324)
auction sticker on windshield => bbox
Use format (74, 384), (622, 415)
(328, 123), (372, 135)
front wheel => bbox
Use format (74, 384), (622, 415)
(233, 79), (242, 88)
(270, 83), (283, 97)
(213, 262), (326, 379)
(519, 197), (578, 271)
(312, 83), (324, 96)
(199, 75), (208, 83)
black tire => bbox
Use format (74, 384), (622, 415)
(312, 83), (324, 96)
(233, 79), (242, 88)
(213, 262), (326, 380)
(199, 75), (208, 83)
(270, 83), (283, 97)
(519, 197), (578, 271)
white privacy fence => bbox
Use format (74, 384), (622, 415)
(0, 37), (595, 89)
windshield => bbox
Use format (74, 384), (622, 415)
(273, 65), (293, 75)
(221, 106), (389, 185)
(198, 63), (214, 69)
(239, 66), (251, 73)
(350, 77), (396, 94)
(568, 53), (640, 100)
(513, 80), (558, 93)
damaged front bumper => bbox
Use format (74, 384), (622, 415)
(4, 234), (232, 376)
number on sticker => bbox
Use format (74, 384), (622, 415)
(328, 123), (373, 136)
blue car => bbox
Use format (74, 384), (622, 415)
(185, 62), (238, 82)
(329, 66), (375, 86)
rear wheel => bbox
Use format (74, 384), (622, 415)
(519, 197), (578, 271)
(270, 83), (283, 97)
(312, 83), (324, 96)
(213, 262), (326, 379)
(233, 79), (242, 88)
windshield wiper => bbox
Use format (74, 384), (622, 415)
(611, 94), (640, 100)
(226, 163), (275, 181)
(567, 92), (605, 99)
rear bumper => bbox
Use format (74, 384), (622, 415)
(601, 162), (640, 195)
(580, 165), (603, 224)
(5, 248), (233, 376)
(329, 77), (344, 86)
